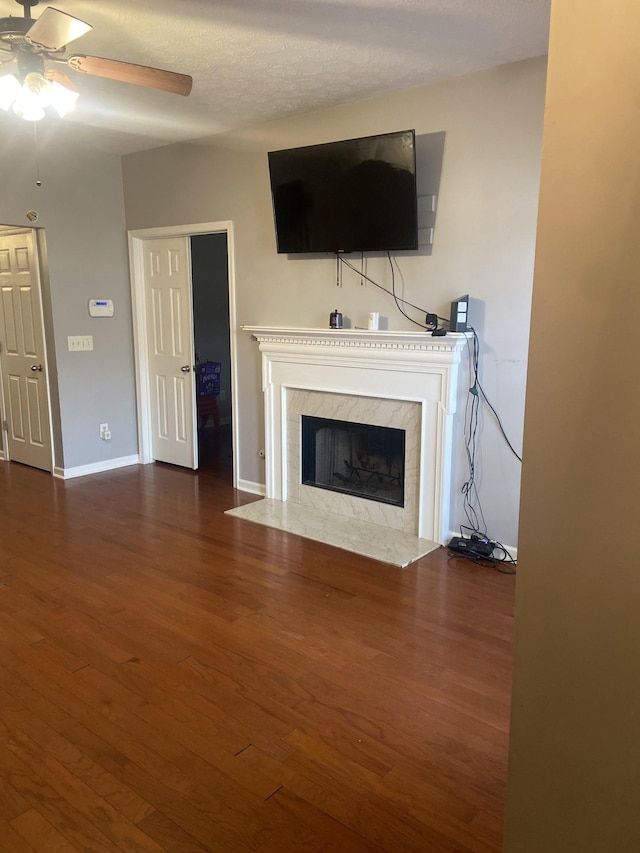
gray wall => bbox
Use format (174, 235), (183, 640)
(123, 57), (546, 548)
(0, 120), (137, 471)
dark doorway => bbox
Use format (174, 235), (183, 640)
(191, 233), (232, 478)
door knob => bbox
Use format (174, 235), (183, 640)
(30, 364), (43, 372)
(180, 365), (191, 373)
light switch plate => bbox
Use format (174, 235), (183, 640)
(68, 335), (93, 351)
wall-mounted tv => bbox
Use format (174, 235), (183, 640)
(268, 129), (418, 254)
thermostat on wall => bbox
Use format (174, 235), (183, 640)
(88, 299), (114, 317)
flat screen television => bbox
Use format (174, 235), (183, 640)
(268, 129), (418, 254)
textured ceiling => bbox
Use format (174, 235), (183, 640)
(0, 0), (551, 154)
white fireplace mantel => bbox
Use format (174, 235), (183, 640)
(244, 326), (467, 357)
(244, 326), (468, 550)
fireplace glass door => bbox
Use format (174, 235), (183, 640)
(301, 416), (405, 507)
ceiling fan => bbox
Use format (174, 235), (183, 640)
(0, 0), (192, 120)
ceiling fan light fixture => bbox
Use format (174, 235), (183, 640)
(0, 69), (79, 121)
(0, 73), (21, 111)
(48, 78), (78, 116)
(12, 70), (49, 120)
(0, 2), (192, 123)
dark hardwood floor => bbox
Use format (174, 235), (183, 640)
(0, 450), (515, 852)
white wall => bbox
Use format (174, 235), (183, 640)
(123, 56), (545, 547)
(0, 119), (138, 471)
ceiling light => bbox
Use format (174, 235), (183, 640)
(48, 78), (79, 117)
(0, 74), (21, 111)
(0, 70), (79, 121)
(12, 72), (48, 121)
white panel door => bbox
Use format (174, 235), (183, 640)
(144, 237), (197, 468)
(0, 228), (53, 472)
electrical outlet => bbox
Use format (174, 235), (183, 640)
(219, 390), (226, 402)
(99, 423), (111, 440)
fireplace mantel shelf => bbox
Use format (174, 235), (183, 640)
(243, 326), (468, 353)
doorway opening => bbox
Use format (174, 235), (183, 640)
(191, 233), (233, 479)
(128, 220), (238, 488)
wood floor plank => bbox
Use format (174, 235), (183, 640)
(10, 808), (79, 852)
(1, 728), (164, 852)
(0, 772), (32, 821)
(0, 815), (39, 853)
(177, 654), (300, 752)
(259, 786), (383, 853)
(74, 663), (286, 801)
(0, 736), (115, 852)
(0, 458), (515, 851)
(0, 680), (156, 826)
(116, 761), (256, 851)
(1, 665), (131, 776)
(9, 657), (197, 797)
(279, 727), (499, 852)
(136, 809), (212, 852)
(288, 692), (507, 796)
(240, 744), (465, 853)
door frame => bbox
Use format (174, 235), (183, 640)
(0, 225), (56, 472)
(128, 221), (238, 486)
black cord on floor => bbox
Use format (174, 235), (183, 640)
(447, 548), (517, 575)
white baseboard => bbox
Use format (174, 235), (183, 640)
(54, 454), (140, 480)
(236, 478), (266, 496)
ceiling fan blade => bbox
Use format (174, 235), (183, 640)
(67, 54), (193, 96)
(44, 68), (78, 92)
(26, 7), (92, 51)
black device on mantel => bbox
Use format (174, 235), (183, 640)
(268, 130), (419, 254)
(449, 294), (469, 332)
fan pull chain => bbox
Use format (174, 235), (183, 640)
(33, 122), (42, 187)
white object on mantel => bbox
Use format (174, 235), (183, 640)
(243, 326), (468, 548)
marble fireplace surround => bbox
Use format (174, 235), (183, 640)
(232, 327), (467, 565)
(287, 389), (420, 533)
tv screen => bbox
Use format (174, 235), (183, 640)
(268, 130), (418, 254)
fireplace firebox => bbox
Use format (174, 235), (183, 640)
(301, 415), (405, 507)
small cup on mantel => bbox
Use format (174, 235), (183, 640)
(367, 312), (380, 331)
